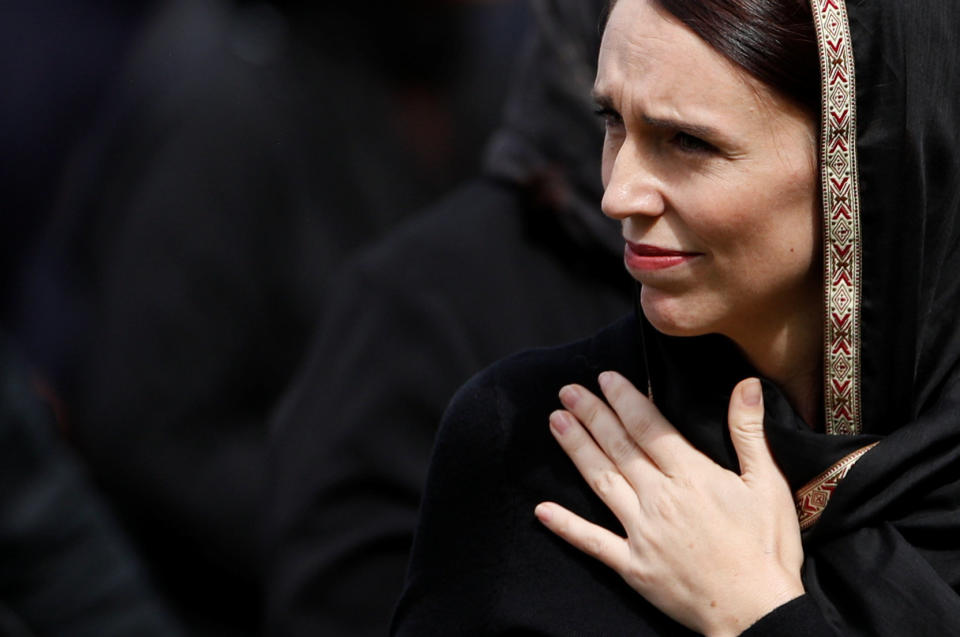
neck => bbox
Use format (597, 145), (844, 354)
(728, 299), (824, 430)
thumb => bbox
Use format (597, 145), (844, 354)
(728, 378), (773, 478)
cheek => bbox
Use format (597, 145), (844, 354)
(706, 170), (819, 269)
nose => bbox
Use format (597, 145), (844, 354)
(600, 140), (665, 221)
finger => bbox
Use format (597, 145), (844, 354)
(727, 378), (775, 479)
(534, 501), (631, 573)
(558, 384), (658, 481)
(596, 371), (698, 476)
(549, 410), (641, 523)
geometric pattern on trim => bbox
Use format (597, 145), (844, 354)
(796, 443), (877, 531)
(811, 0), (863, 435)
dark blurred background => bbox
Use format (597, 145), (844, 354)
(1, 1), (531, 635)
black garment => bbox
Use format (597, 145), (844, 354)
(396, 0), (960, 634)
(267, 178), (631, 637)
(392, 315), (838, 635)
(0, 336), (183, 637)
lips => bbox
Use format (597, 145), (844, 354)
(626, 242), (696, 257)
(624, 241), (700, 271)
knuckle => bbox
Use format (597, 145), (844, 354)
(627, 413), (655, 443)
(651, 492), (678, 520)
(732, 420), (766, 443)
(581, 397), (604, 426)
(590, 470), (622, 498)
(583, 535), (606, 558)
(605, 375), (627, 401)
(732, 413), (764, 430)
(609, 436), (637, 463)
(625, 563), (650, 587)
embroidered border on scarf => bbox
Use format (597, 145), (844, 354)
(796, 442), (877, 530)
(811, 0), (863, 436)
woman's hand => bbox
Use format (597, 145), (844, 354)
(534, 373), (804, 637)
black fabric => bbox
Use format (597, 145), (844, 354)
(393, 316), (833, 635)
(783, 0), (960, 632)
(395, 0), (960, 634)
(393, 316), (674, 636)
(267, 178), (631, 637)
(739, 595), (834, 636)
(0, 336), (183, 637)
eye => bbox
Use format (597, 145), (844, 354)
(672, 132), (716, 154)
(594, 106), (623, 129)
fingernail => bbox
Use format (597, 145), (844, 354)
(549, 410), (572, 435)
(559, 385), (580, 408)
(534, 503), (552, 523)
(743, 378), (762, 406)
(598, 371), (615, 391)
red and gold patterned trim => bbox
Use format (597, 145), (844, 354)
(812, 0), (863, 436)
(795, 442), (877, 530)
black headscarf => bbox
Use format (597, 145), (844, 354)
(804, 0), (960, 631)
(642, 0), (960, 633)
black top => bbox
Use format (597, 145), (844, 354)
(396, 304), (960, 635)
(396, 309), (960, 635)
(393, 315), (837, 635)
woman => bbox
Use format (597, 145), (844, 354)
(393, 0), (960, 634)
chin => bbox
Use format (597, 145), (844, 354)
(639, 287), (712, 338)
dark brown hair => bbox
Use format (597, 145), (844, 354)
(608, 0), (820, 113)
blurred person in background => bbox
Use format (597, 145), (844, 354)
(267, 1), (630, 635)
(13, 0), (529, 634)
(1, 328), (183, 637)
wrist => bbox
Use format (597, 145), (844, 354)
(703, 580), (805, 637)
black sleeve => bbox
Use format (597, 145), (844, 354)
(391, 371), (516, 635)
(741, 596), (837, 636)
(746, 514), (960, 636)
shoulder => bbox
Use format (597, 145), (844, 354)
(397, 313), (650, 632)
(473, 311), (641, 399)
(435, 313), (642, 454)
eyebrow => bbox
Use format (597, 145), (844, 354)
(592, 91), (732, 145)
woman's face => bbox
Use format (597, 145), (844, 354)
(597, 0), (820, 344)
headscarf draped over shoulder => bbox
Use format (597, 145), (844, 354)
(760, 1), (959, 632)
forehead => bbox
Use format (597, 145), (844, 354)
(596, 0), (762, 119)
